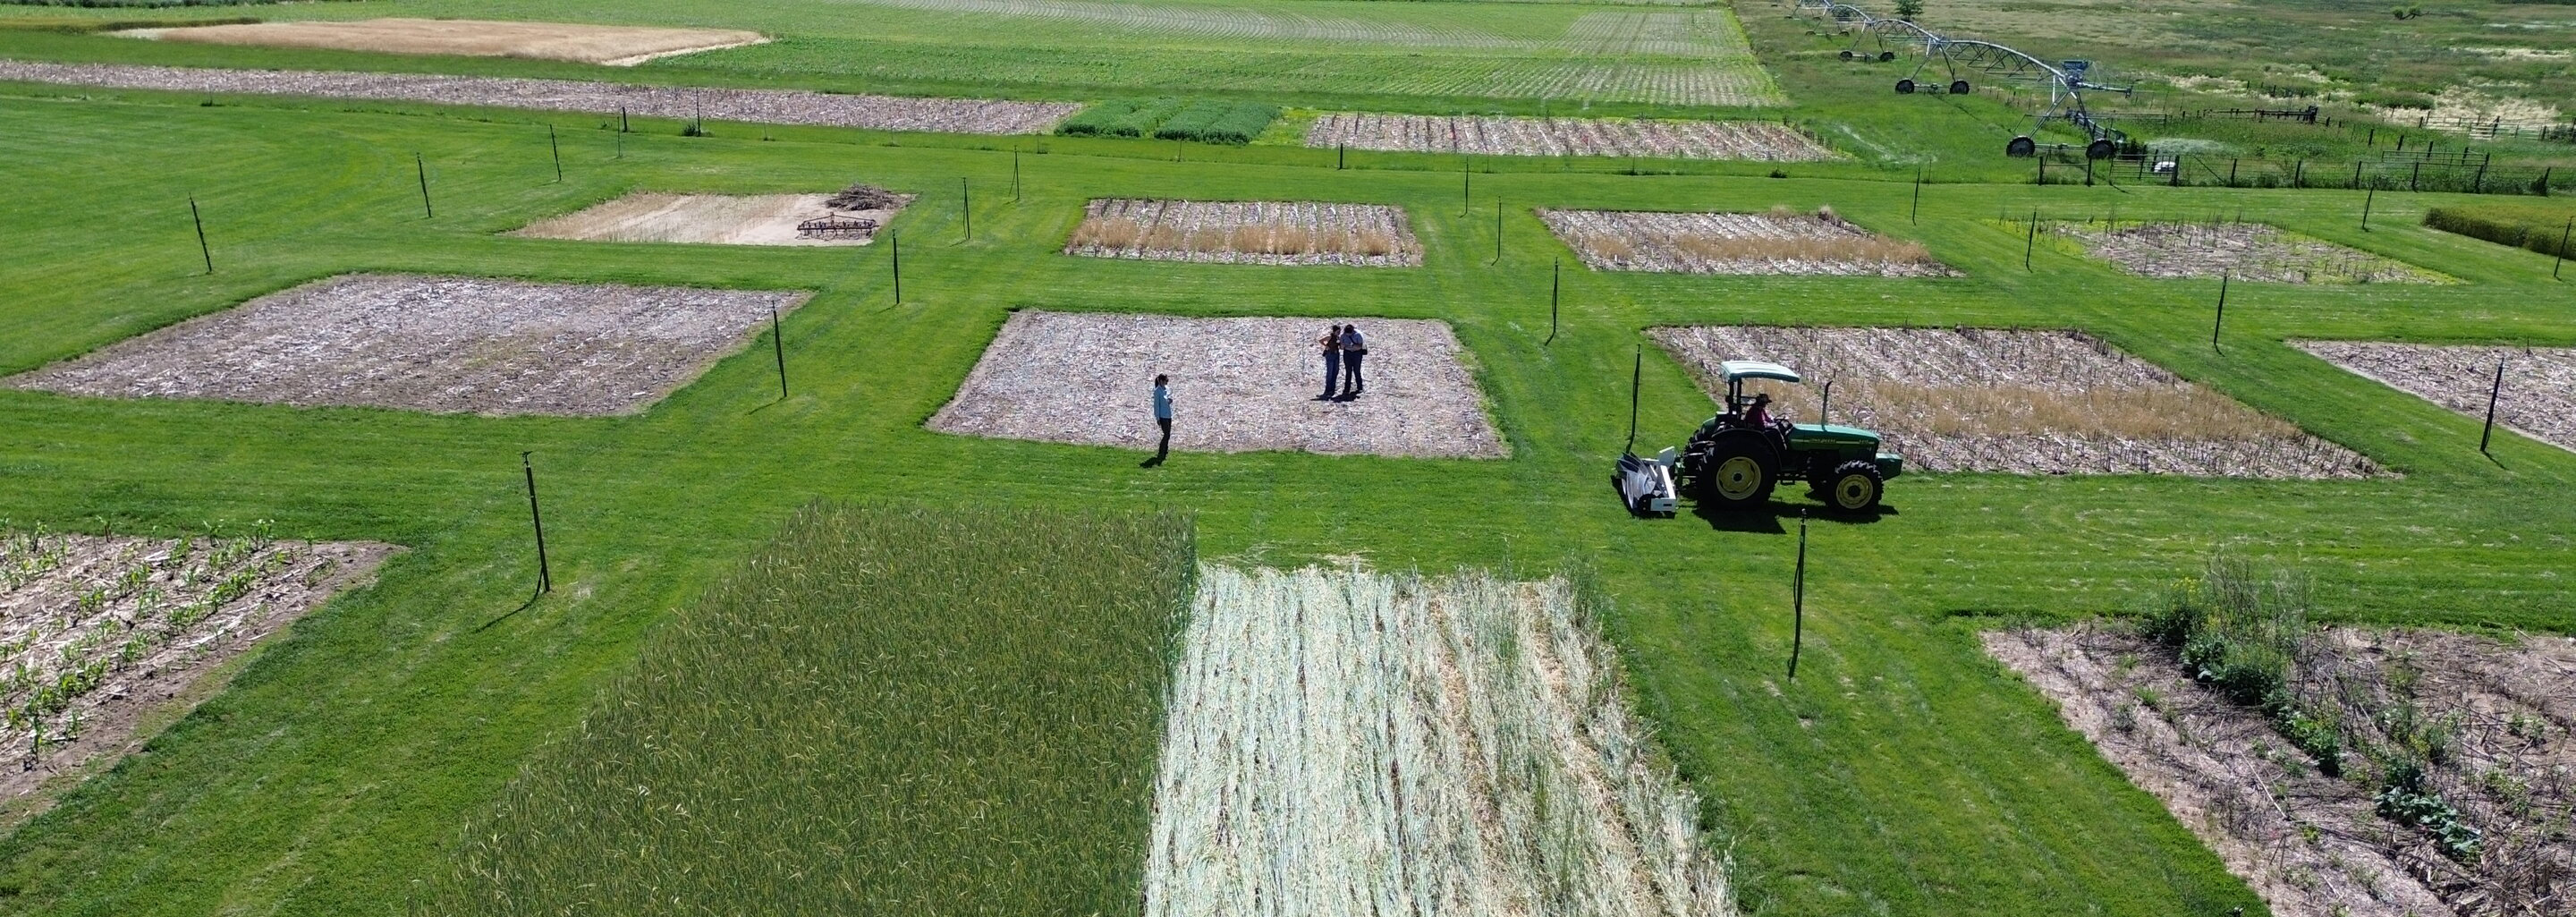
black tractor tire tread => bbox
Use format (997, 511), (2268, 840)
(1825, 459), (1885, 514)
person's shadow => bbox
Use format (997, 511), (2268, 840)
(1140, 454), (1165, 468)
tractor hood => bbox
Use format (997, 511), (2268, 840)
(1787, 423), (1883, 448)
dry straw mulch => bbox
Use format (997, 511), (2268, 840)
(1651, 326), (2381, 478)
(2048, 220), (2447, 284)
(1149, 565), (1733, 917)
(5, 274), (809, 417)
(928, 310), (1504, 458)
(1543, 207), (1954, 276)
(1306, 112), (1836, 161)
(1989, 624), (2576, 917)
(2296, 341), (2576, 454)
(0, 60), (1078, 135)
(513, 191), (911, 246)
(2, 528), (397, 827)
(127, 18), (767, 67)
(1063, 200), (1421, 267)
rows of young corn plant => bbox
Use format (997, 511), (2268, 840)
(419, 503), (1194, 917)
(1147, 565), (1733, 917)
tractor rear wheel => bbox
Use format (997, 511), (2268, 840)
(1691, 429), (1776, 510)
(1825, 460), (1884, 514)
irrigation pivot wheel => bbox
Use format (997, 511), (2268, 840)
(1841, 49), (1855, 59)
(2005, 135), (2037, 157)
(1950, 80), (1970, 95)
(1826, 460), (1885, 514)
(2086, 139), (2117, 159)
(1879, 50), (1896, 62)
(1895, 78), (1916, 94)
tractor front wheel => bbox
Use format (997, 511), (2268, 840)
(1825, 460), (1885, 514)
(1691, 429), (1776, 510)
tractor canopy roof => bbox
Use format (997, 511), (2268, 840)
(1719, 360), (1802, 384)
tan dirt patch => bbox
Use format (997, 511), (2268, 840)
(123, 18), (768, 67)
(1063, 200), (1421, 267)
(1, 528), (399, 830)
(513, 191), (910, 246)
(1542, 208), (1953, 277)
(928, 310), (1504, 458)
(2295, 341), (2576, 454)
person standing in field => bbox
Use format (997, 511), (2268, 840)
(1144, 373), (1173, 467)
(1317, 325), (1343, 400)
(1339, 324), (1368, 398)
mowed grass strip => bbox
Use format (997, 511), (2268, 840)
(420, 503), (1193, 915)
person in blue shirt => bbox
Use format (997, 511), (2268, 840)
(1317, 325), (1343, 400)
(1338, 325), (1368, 398)
(1145, 374), (1173, 467)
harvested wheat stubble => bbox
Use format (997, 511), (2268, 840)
(123, 18), (769, 67)
(1, 527), (396, 827)
(928, 310), (1503, 458)
(513, 191), (911, 246)
(1151, 565), (1733, 917)
(2295, 341), (2576, 454)
(1988, 624), (2576, 917)
(1064, 200), (1420, 267)
(4, 274), (810, 417)
(2050, 220), (2446, 284)
(1305, 113), (1833, 161)
(0, 60), (1078, 135)
(1651, 326), (2380, 478)
(1543, 207), (1953, 276)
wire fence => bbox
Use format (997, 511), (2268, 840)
(2029, 150), (2572, 196)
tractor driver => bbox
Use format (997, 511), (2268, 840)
(1746, 392), (1775, 429)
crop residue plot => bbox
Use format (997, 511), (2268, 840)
(515, 186), (912, 247)
(2046, 220), (2446, 284)
(1544, 207), (1954, 276)
(1150, 565), (1734, 917)
(122, 18), (768, 66)
(1, 527), (396, 826)
(928, 310), (1504, 458)
(5, 275), (811, 417)
(1306, 113), (1835, 161)
(1651, 326), (2381, 478)
(2296, 341), (2576, 453)
(1064, 200), (1421, 267)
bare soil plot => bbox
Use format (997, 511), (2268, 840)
(1149, 565), (1733, 917)
(2046, 220), (2446, 284)
(928, 310), (1503, 458)
(1650, 326), (2380, 478)
(513, 189), (911, 246)
(1305, 113), (1835, 161)
(1988, 624), (2576, 917)
(4, 274), (809, 417)
(2, 526), (396, 828)
(123, 18), (768, 67)
(0, 60), (1078, 135)
(1063, 200), (1420, 267)
(2295, 341), (2576, 454)
(1543, 207), (1953, 276)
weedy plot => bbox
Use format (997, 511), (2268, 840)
(929, 310), (1504, 458)
(122, 18), (769, 66)
(5, 274), (810, 417)
(419, 504), (1193, 917)
(2040, 219), (2447, 284)
(1543, 207), (1954, 277)
(0, 61), (1080, 135)
(2295, 341), (2576, 453)
(1, 524), (394, 828)
(1305, 113), (1834, 161)
(1987, 565), (2575, 917)
(1650, 326), (2379, 478)
(1063, 200), (1421, 267)
(513, 186), (912, 246)
(1151, 565), (1733, 917)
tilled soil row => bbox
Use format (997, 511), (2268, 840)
(0, 59), (1078, 135)
(1541, 208), (1953, 276)
(2296, 341), (2576, 453)
(2055, 221), (2445, 284)
(1305, 113), (1832, 161)
(1064, 199), (1422, 267)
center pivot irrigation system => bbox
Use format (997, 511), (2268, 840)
(1797, 0), (2136, 158)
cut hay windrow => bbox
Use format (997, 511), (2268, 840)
(1148, 565), (1733, 917)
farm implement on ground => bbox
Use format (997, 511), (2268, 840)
(1617, 354), (1902, 517)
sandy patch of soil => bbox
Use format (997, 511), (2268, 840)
(1, 526), (397, 828)
(1305, 112), (1835, 161)
(2295, 341), (2576, 454)
(4, 274), (809, 417)
(1651, 326), (2381, 478)
(1987, 623), (2576, 917)
(0, 60), (1078, 135)
(123, 18), (768, 67)
(1063, 200), (1420, 267)
(2049, 220), (2446, 284)
(2369, 86), (2564, 133)
(1542, 207), (1953, 276)
(513, 191), (910, 246)
(1148, 565), (1733, 917)
(928, 310), (1503, 458)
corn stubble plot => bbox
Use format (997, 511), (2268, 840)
(1306, 114), (1829, 161)
(421, 504), (1194, 917)
(1151, 566), (1733, 917)
(1065, 200), (1420, 267)
(2295, 342), (2576, 453)
(2047, 220), (2447, 284)
(1651, 327), (2381, 478)
(1, 526), (394, 824)
(1544, 208), (1953, 277)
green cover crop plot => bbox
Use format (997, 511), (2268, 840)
(1057, 98), (1279, 143)
(420, 504), (1193, 916)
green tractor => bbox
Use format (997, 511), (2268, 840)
(1675, 361), (1902, 514)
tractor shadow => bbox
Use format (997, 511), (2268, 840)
(1690, 498), (1898, 534)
